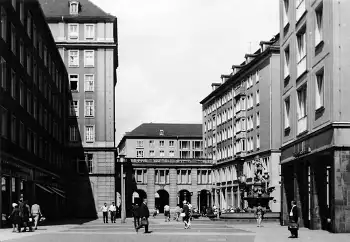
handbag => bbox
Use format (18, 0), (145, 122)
(141, 218), (148, 225)
(180, 212), (186, 217)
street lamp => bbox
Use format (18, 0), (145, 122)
(119, 155), (126, 223)
(263, 172), (270, 193)
(238, 175), (247, 209)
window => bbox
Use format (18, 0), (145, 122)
(69, 74), (79, 92)
(1, 7), (7, 41)
(27, 90), (31, 114)
(11, 115), (16, 143)
(85, 125), (95, 142)
(27, 11), (32, 38)
(284, 97), (290, 129)
(297, 86), (307, 133)
(315, 68), (324, 110)
(84, 50), (94, 67)
(70, 1), (79, 14)
(33, 97), (37, 119)
(315, 2), (323, 46)
(137, 150), (144, 158)
(69, 125), (78, 142)
(11, 24), (16, 54)
(257, 135), (260, 149)
(169, 150), (175, 157)
(20, 0), (24, 23)
(136, 140), (144, 148)
(19, 122), (24, 148)
(297, 27), (307, 76)
(68, 24), (79, 40)
(256, 90), (260, 104)
(43, 45), (47, 66)
(160, 150), (165, 157)
(159, 140), (164, 147)
(283, 0), (289, 26)
(33, 24), (37, 48)
(1, 107), (7, 137)
(296, 0), (306, 22)
(149, 140), (155, 147)
(12, 0), (16, 10)
(20, 39), (24, 65)
(85, 24), (95, 40)
(70, 100), (79, 117)
(256, 112), (260, 127)
(84, 100), (94, 117)
(87, 154), (93, 174)
(27, 129), (31, 151)
(84, 74), (94, 91)
(284, 46), (290, 79)
(11, 70), (16, 99)
(149, 150), (155, 157)
(27, 51), (31, 75)
(169, 140), (174, 147)
(68, 50), (79, 67)
(256, 70), (260, 83)
(19, 80), (24, 106)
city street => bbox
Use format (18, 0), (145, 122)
(1, 217), (350, 242)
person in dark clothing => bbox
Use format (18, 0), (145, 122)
(20, 200), (33, 232)
(288, 200), (299, 238)
(9, 203), (21, 232)
(136, 198), (150, 233)
(182, 200), (190, 229)
(132, 203), (140, 229)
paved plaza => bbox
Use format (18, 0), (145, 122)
(1, 217), (350, 242)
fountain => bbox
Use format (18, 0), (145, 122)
(241, 155), (275, 209)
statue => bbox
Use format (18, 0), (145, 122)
(253, 155), (264, 182)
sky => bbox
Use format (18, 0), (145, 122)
(90, 0), (279, 144)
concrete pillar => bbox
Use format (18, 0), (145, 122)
(270, 152), (281, 212)
(310, 164), (321, 230)
(169, 168), (177, 210)
(214, 188), (218, 207)
(237, 187), (241, 208)
(333, 149), (350, 233)
(191, 168), (198, 208)
(146, 168), (155, 210)
(294, 164), (304, 228)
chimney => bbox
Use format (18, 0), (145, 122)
(211, 83), (221, 91)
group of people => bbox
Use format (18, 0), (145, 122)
(8, 199), (43, 233)
(100, 202), (120, 223)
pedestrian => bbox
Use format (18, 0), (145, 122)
(182, 200), (190, 229)
(109, 202), (116, 223)
(164, 204), (170, 222)
(8, 203), (20, 232)
(288, 200), (299, 238)
(20, 200), (33, 232)
(255, 203), (264, 227)
(132, 203), (140, 229)
(135, 198), (150, 233)
(31, 202), (42, 230)
(174, 204), (181, 221)
(101, 203), (109, 223)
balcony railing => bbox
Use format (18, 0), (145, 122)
(297, 55), (306, 77)
(130, 158), (213, 164)
(297, 115), (307, 134)
(296, 0), (306, 22)
(235, 110), (246, 120)
(234, 86), (245, 98)
(236, 131), (246, 140)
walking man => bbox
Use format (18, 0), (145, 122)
(288, 200), (299, 238)
(132, 203), (140, 229)
(109, 202), (116, 223)
(101, 203), (109, 223)
(164, 204), (170, 222)
(136, 198), (150, 233)
(31, 202), (42, 230)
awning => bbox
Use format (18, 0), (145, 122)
(48, 186), (66, 199)
(36, 184), (53, 194)
(50, 187), (66, 195)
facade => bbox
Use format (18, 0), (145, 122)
(0, 0), (81, 227)
(39, 0), (118, 217)
(200, 35), (281, 212)
(117, 123), (212, 213)
(280, 0), (350, 233)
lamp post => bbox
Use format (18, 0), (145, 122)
(263, 172), (270, 193)
(238, 175), (246, 209)
(119, 155), (126, 223)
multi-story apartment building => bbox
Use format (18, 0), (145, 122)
(117, 123), (212, 213)
(200, 35), (281, 212)
(40, 0), (118, 216)
(0, 0), (82, 227)
(280, 0), (350, 233)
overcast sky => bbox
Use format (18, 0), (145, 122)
(90, 0), (279, 144)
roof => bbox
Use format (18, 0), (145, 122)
(39, 0), (115, 20)
(117, 123), (203, 148)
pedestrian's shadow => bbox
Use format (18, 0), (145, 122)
(144, 231), (153, 234)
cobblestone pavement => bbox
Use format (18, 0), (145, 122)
(1, 217), (350, 242)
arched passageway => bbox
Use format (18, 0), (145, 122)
(198, 189), (211, 213)
(178, 189), (191, 208)
(155, 189), (169, 213)
(133, 189), (147, 206)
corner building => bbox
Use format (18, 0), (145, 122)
(200, 36), (281, 212)
(0, 0), (80, 226)
(117, 123), (212, 213)
(280, 0), (350, 233)
(40, 0), (118, 217)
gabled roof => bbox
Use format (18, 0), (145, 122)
(117, 123), (203, 148)
(39, 0), (115, 20)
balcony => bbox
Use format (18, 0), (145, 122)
(234, 86), (245, 98)
(297, 55), (306, 78)
(296, 0), (306, 22)
(236, 151), (247, 158)
(236, 131), (246, 140)
(235, 110), (246, 120)
(297, 116), (307, 134)
(129, 158), (213, 164)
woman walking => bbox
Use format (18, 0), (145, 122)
(9, 203), (21, 232)
(182, 200), (190, 229)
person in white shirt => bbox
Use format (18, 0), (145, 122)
(164, 204), (170, 222)
(109, 202), (117, 223)
(101, 203), (109, 223)
(31, 203), (42, 230)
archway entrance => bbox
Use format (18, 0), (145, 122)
(178, 189), (191, 208)
(133, 189), (147, 206)
(198, 189), (211, 213)
(155, 190), (169, 213)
